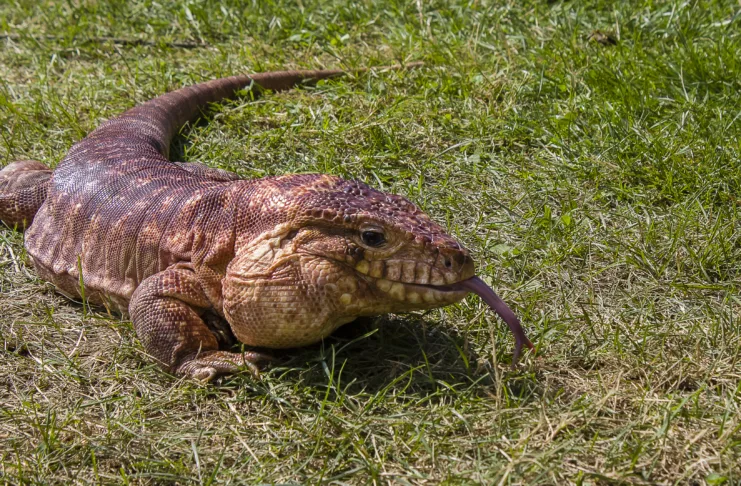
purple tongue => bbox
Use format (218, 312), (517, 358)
(455, 276), (535, 365)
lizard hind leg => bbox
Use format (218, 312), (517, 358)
(0, 160), (52, 228)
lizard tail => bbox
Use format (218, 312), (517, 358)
(87, 62), (424, 159)
(0, 160), (52, 228)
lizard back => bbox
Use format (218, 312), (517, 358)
(24, 70), (346, 310)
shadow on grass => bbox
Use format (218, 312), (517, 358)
(220, 314), (542, 406)
(26, 286), (541, 406)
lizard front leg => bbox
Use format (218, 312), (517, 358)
(129, 266), (268, 381)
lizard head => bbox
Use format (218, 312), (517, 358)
(222, 174), (475, 348)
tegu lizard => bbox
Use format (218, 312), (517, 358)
(0, 64), (533, 381)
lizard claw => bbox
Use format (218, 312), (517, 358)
(176, 350), (270, 382)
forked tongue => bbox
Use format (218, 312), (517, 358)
(456, 276), (535, 366)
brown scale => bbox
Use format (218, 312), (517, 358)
(0, 63), (533, 381)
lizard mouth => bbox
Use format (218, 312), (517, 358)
(369, 276), (469, 305)
(370, 275), (535, 365)
(351, 257), (475, 305)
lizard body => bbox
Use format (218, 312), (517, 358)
(0, 64), (532, 380)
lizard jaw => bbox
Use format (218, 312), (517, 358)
(369, 274), (535, 365)
(352, 253), (475, 307)
(370, 277), (469, 306)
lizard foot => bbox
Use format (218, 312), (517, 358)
(176, 350), (273, 382)
(0, 160), (52, 228)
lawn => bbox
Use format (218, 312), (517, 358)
(1, 0), (740, 484)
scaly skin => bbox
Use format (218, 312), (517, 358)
(0, 64), (495, 381)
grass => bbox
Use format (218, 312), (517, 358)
(1, 0), (740, 483)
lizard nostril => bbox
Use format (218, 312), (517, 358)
(443, 257), (452, 269)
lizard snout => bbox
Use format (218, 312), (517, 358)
(437, 247), (475, 282)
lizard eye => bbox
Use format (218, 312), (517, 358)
(361, 230), (386, 248)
